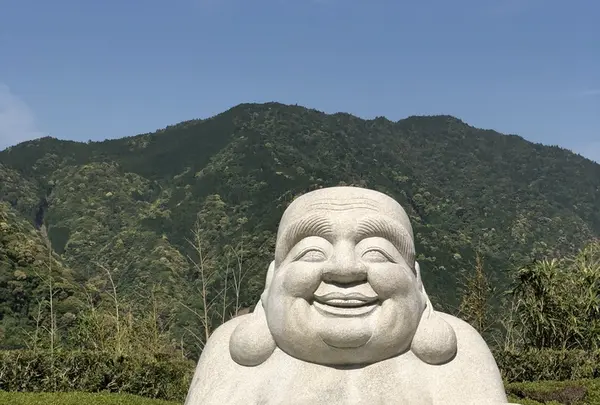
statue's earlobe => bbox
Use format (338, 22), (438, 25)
(410, 263), (457, 365)
(229, 262), (277, 366)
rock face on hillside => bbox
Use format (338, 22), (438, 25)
(1, 102), (599, 351)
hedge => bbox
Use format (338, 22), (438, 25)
(494, 349), (600, 383)
(0, 350), (194, 401)
(2, 348), (599, 400)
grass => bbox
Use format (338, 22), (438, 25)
(0, 392), (181, 405)
(2, 379), (600, 405)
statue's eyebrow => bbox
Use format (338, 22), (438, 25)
(356, 215), (415, 270)
(281, 214), (334, 253)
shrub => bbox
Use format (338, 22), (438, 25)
(0, 350), (194, 401)
(506, 379), (600, 405)
(495, 349), (600, 383)
(508, 241), (600, 351)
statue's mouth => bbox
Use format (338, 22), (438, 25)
(312, 291), (379, 317)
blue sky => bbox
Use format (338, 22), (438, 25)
(0, 0), (598, 162)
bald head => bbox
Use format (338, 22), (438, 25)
(274, 187), (415, 267)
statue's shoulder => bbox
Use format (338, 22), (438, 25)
(428, 312), (510, 404)
(185, 315), (254, 405)
(190, 314), (252, 378)
(435, 311), (499, 357)
(436, 312), (488, 344)
(204, 314), (250, 353)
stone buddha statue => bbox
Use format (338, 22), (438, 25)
(185, 186), (518, 405)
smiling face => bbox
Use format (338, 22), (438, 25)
(264, 187), (427, 365)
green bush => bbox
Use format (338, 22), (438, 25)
(506, 379), (600, 405)
(509, 242), (600, 352)
(495, 349), (600, 383)
(0, 350), (194, 401)
(0, 391), (180, 405)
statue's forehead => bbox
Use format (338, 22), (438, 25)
(280, 187), (407, 226)
(274, 187), (416, 267)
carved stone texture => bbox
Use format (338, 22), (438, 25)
(185, 187), (520, 405)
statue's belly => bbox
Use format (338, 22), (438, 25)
(256, 387), (432, 405)
(255, 365), (433, 405)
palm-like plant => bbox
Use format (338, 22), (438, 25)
(509, 240), (600, 351)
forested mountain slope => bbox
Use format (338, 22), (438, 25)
(1, 102), (598, 349)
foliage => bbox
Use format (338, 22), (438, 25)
(0, 350), (193, 401)
(0, 391), (179, 405)
(67, 281), (180, 357)
(506, 379), (600, 405)
(0, 163), (42, 219)
(506, 241), (600, 351)
(457, 251), (497, 335)
(495, 349), (600, 383)
(0, 202), (84, 349)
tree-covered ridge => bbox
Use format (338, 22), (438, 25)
(0, 102), (599, 351)
(0, 201), (83, 348)
(0, 163), (43, 219)
(45, 162), (187, 291)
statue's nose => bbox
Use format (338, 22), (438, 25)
(322, 243), (367, 284)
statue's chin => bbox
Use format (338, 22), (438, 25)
(316, 319), (374, 350)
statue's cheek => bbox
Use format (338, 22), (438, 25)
(367, 263), (416, 297)
(277, 263), (323, 298)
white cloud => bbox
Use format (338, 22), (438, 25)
(0, 83), (45, 151)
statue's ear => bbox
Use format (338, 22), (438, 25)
(414, 261), (425, 294)
(410, 261), (457, 365)
(410, 291), (457, 365)
(230, 261), (277, 367)
(260, 260), (275, 306)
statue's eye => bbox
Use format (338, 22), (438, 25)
(362, 249), (392, 263)
(296, 249), (327, 262)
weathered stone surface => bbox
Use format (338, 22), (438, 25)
(185, 186), (519, 404)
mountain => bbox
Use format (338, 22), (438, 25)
(1, 102), (599, 350)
